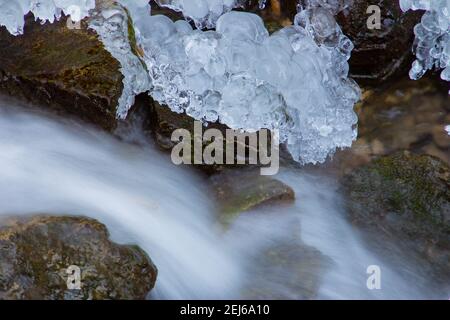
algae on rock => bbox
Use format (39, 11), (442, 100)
(0, 14), (123, 130)
(0, 215), (157, 300)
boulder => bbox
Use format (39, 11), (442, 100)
(253, 0), (422, 83)
(341, 151), (450, 276)
(0, 215), (157, 300)
(337, 0), (421, 83)
(0, 13), (123, 131)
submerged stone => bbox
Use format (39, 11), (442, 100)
(210, 169), (295, 219)
(330, 75), (449, 177)
(243, 240), (331, 299)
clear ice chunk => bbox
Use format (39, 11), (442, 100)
(0, 0), (95, 35)
(154, 0), (248, 29)
(400, 0), (450, 89)
(127, 7), (360, 164)
(89, 0), (151, 119)
(0, 0), (361, 165)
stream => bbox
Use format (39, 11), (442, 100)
(0, 95), (447, 299)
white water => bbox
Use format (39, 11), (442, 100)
(0, 97), (446, 299)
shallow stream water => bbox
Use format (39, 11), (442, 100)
(0, 96), (447, 299)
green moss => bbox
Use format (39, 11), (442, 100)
(0, 14), (123, 130)
(367, 152), (449, 227)
(342, 151), (450, 264)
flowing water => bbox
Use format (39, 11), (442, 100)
(0, 96), (447, 299)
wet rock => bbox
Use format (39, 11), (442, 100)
(143, 96), (285, 175)
(337, 0), (421, 83)
(0, 215), (157, 300)
(142, 97), (228, 174)
(150, 2), (189, 22)
(146, 98), (202, 151)
(243, 240), (330, 300)
(246, 0), (293, 34)
(341, 151), (450, 275)
(210, 169), (295, 219)
(0, 13), (123, 131)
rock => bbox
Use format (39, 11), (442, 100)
(243, 240), (330, 300)
(143, 96), (286, 175)
(355, 76), (449, 162)
(146, 98), (201, 151)
(210, 169), (295, 219)
(246, 0), (293, 34)
(142, 97), (230, 174)
(337, 0), (421, 84)
(0, 215), (157, 300)
(150, 2), (188, 22)
(341, 151), (450, 275)
(0, 13), (123, 131)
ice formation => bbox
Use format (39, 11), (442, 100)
(0, 0), (95, 35)
(154, 0), (254, 29)
(89, 0), (151, 118)
(298, 0), (353, 15)
(400, 0), (450, 85)
(0, 0), (360, 164)
(0, 0), (150, 119)
(120, 3), (359, 164)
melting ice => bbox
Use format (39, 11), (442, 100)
(0, 0), (95, 35)
(400, 0), (450, 84)
(89, 0), (151, 119)
(120, 1), (360, 164)
(0, 0), (361, 164)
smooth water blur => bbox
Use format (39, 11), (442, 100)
(0, 96), (446, 299)
(275, 171), (448, 299)
(0, 97), (242, 299)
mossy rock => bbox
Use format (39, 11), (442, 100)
(0, 13), (123, 131)
(210, 169), (295, 222)
(0, 215), (157, 300)
(341, 151), (450, 273)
